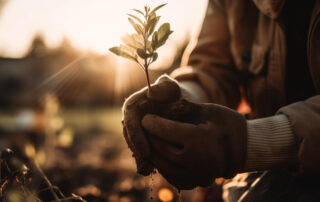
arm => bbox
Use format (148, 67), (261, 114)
(244, 95), (320, 174)
(140, 96), (320, 189)
(278, 95), (320, 174)
(179, 80), (209, 103)
(171, 0), (242, 108)
(173, 0), (320, 176)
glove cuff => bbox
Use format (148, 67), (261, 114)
(244, 114), (299, 172)
(178, 81), (210, 103)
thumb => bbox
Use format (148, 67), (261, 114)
(147, 74), (181, 102)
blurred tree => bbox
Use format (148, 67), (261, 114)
(28, 35), (47, 57)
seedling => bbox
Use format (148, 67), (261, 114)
(109, 3), (173, 90)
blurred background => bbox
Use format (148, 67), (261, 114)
(0, 0), (213, 201)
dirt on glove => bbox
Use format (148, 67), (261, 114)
(123, 98), (202, 176)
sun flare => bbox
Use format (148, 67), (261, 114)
(0, 0), (208, 64)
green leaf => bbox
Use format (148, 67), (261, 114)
(121, 33), (144, 49)
(152, 52), (158, 62)
(109, 45), (138, 62)
(148, 12), (156, 21)
(146, 40), (153, 53)
(157, 23), (170, 40)
(144, 6), (149, 14)
(137, 48), (150, 59)
(150, 3), (167, 15)
(128, 14), (144, 25)
(146, 16), (160, 36)
(128, 17), (143, 35)
(145, 12), (156, 32)
(158, 30), (173, 48)
(151, 31), (158, 50)
(155, 23), (173, 48)
(133, 9), (144, 16)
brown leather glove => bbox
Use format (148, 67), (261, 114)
(122, 75), (181, 175)
(141, 99), (247, 190)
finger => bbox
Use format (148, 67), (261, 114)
(160, 99), (203, 123)
(124, 126), (155, 176)
(142, 114), (196, 144)
(122, 86), (147, 109)
(124, 110), (150, 158)
(148, 75), (181, 102)
(149, 136), (186, 166)
(122, 87), (150, 158)
(123, 126), (134, 152)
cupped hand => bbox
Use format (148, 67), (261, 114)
(122, 75), (181, 175)
(141, 99), (247, 189)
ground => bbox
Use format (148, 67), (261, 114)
(0, 107), (201, 202)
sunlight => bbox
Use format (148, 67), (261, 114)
(114, 58), (130, 96)
(0, 0), (208, 96)
(0, 0), (208, 66)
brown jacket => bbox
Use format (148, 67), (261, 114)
(172, 0), (320, 174)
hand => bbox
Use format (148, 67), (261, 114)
(141, 99), (247, 189)
(122, 75), (181, 175)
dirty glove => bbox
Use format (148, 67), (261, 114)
(141, 99), (247, 189)
(122, 75), (181, 175)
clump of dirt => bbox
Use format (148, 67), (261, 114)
(127, 99), (201, 177)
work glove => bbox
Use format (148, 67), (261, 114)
(122, 75), (182, 175)
(141, 99), (247, 190)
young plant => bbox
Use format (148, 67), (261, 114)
(109, 3), (173, 90)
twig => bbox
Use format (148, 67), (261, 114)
(37, 185), (60, 195)
(34, 161), (61, 201)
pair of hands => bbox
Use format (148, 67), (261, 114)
(122, 75), (247, 190)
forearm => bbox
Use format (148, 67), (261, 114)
(278, 95), (320, 174)
(170, 66), (239, 109)
(243, 114), (299, 172)
(244, 95), (320, 174)
(179, 80), (210, 103)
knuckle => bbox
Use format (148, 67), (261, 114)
(123, 89), (147, 108)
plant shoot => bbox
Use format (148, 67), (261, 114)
(109, 3), (173, 90)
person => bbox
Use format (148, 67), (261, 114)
(122, 0), (320, 201)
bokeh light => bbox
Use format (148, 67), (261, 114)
(158, 187), (174, 202)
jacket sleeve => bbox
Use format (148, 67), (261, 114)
(278, 95), (320, 175)
(171, 0), (242, 109)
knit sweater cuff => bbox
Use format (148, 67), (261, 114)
(244, 114), (299, 172)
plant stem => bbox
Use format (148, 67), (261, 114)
(144, 64), (151, 91)
(143, 13), (151, 92)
